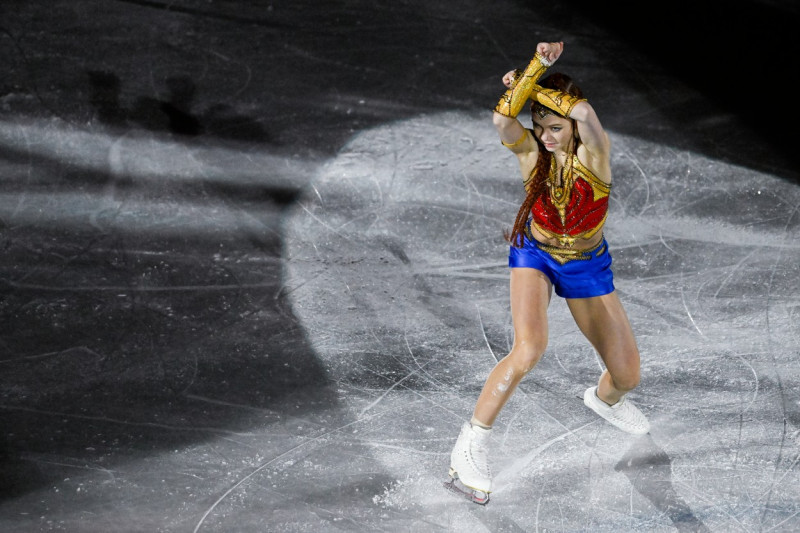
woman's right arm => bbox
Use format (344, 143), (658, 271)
(493, 83), (537, 178)
(493, 96), (527, 146)
(492, 42), (562, 150)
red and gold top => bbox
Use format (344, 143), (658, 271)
(530, 155), (610, 248)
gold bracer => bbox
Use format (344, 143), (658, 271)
(531, 87), (587, 119)
(494, 52), (551, 118)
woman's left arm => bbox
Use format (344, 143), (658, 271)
(570, 101), (611, 159)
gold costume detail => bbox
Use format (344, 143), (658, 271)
(501, 130), (528, 148)
(531, 87), (587, 118)
(525, 223), (606, 265)
(547, 153), (575, 227)
(494, 52), (550, 118)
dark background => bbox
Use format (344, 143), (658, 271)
(0, 1), (797, 531)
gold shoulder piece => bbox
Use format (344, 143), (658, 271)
(572, 157), (611, 200)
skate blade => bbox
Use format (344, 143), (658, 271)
(443, 475), (490, 505)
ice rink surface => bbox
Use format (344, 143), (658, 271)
(0, 1), (798, 532)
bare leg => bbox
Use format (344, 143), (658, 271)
(472, 268), (552, 426)
(566, 291), (640, 405)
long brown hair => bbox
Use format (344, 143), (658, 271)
(505, 73), (583, 247)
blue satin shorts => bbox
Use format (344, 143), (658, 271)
(508, 231), (615, 299)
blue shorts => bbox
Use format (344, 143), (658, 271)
(508, 232), (616, 299)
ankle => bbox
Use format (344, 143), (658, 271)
(470, 416), (492, 430)
(596, 387), (624, 407)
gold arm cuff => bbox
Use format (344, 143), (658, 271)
(531, 87), (587, 118)
(501, 129), (528, 148)
(493, 52), (550, 118)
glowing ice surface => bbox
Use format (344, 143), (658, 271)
(285, 110), (800, 532)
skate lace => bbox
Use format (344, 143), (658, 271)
(610, 399), (646, 428)
(469, 438), (491, 476)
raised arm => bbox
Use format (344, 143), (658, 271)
(569, 101), (610, 161)
(492, 42), (563, 146)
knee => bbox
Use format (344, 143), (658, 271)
(609, 368), (640, 393)
(508, 340), (546, 374)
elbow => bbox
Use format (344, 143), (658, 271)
(492, 110), (514, 131)
(569, 100), (592, 122)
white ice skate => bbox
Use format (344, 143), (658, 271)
(444, 422), (492, 505)
(583, 386), (650, 435)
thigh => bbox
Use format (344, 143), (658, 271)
(509, 267), (553, 345)
(566, 291), (639, 373)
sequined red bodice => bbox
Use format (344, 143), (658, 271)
(530, 155), (610, 247)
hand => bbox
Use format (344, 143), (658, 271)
(536, 41), (564, 64)
(502, 69), (519, 89)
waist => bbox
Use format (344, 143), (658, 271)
(525, 220), (604, 250)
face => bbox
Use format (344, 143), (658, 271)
(532, 113), (573, 152)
